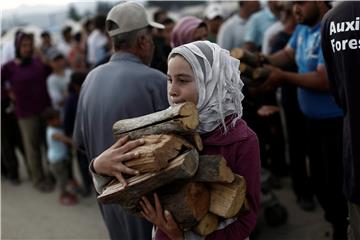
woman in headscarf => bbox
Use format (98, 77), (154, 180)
(171, 16), (209, 48)
(140, 41), (261, 240)
(1, 32), (53, 192)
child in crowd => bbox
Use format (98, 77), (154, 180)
(46, 49), (72, 112)
(140, 40), (261, 240)
(43, 108), (78, 205)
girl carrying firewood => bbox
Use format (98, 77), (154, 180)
(140, 41), (261, 240)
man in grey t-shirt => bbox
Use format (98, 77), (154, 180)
(73, 2), (168, 239)
(217, 1), (260, 51)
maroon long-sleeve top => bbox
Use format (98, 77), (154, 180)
(1, 58), (50, 118)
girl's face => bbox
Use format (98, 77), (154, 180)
(167, 55), (198, 105)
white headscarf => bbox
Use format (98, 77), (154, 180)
(168, 41), (244, 134)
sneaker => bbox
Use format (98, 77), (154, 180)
(60, 193), (78, 206)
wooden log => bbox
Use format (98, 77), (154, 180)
(155, 181), (210, 231)
(97, 149), (199, 213)
(208, 175), (246, 218)
(113, 102), (198, 139)
(236, 198), (250, 217)
(193, 212), (219, 236)
(124, 131), (203, 152)
(114, 120), (197, 141)
(182, 132), (203, 151)
(124, 135), (192, 173)
(230, 48), (259, 67)
(193, 198), (249, 236)
(192, 155), (234, 183)
(252, 67), (271, 85)
(239, 63), (254, 79)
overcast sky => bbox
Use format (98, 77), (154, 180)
(2, 0), (75, 10)
(1, 0), (147, 10)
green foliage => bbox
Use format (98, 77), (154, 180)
(68, 4), (81, 21)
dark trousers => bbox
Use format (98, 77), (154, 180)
(243, 100), (288, 177)
(77, 150), (92, 192)
(307, 117), (348, 226)
(260, 112), (287, 177)
(282, 86), (313, 199)
(99, 204), (153, 240)
(49, 159), (70, 193)
(18, 115), (47, 185)
(1, 105), (24, 180)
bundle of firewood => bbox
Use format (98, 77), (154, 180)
(98, 102), (248, 234)
(231, 48), (271, 87)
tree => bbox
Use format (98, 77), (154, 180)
(68, 4), (81, 21)
(96, 2), (113, 15)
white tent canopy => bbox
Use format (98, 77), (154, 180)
(1, 25), (44, 47)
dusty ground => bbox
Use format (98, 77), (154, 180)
(2, 155), (332, 240)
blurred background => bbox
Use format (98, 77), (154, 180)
(1, 1), (340, 239)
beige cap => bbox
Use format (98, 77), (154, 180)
(106, 1), (164, 37)
(204, 4), (224, 20)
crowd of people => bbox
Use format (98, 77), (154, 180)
(1, 1), (359, 240)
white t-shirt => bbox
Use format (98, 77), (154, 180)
(1, 41), (15, 65)
(57, 40), (72, 57)
(87, 29), (108, 65)
(46, 69), (72, 110)
(46, 126), (68, 163)
(261, 21), (284, 54)
(217, 14), (247, 51)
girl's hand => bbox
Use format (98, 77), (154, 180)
(93, 136), (143, 186)
(140, 193), (183, 240)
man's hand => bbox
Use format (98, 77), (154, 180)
(140, 193), (183, 240)
(257, 105), (280, 117)
(93, 136), (144, 186)
(259, 66), (286, 92)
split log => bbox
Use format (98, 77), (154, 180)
(97, 149), (199, 213)
(113, 102), (198, 139)
(236, 198), (250, 217)
(193, 212), (219, 236)
(182, 132), (203, 151)
(208, 175), (246, 218)
(193, 198), (250, 236)
(192, 155), (234, 183)
(124, 135), (192, 173)
(155, 181), (210, 231)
